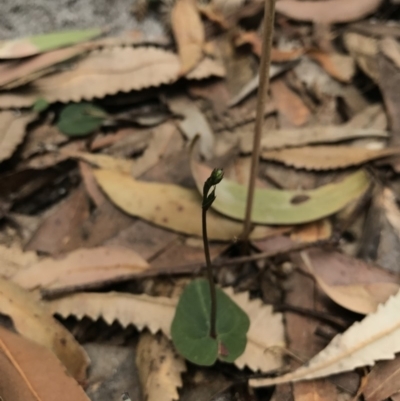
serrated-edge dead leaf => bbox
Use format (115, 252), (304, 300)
(12, 246), (149, 292)
(0, 277), (89, 383)
(249, 125), (388, 152)
(250, 276), (400, 387)
(261, 145), (400, 170)
(302, 251), (400, 314)
(48, 288), (285, 372)
(171, 0), (205, 74)
(0, 111), (37, 163)
(275, 0), (384, 24)
(136, 332), (186, 401)
(93, 168), (272, 241)
(0, 327), (90, 401)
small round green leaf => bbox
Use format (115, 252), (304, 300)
(57, 103), (108, 137)
(171, 279), (250, 366)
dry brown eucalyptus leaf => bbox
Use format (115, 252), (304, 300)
(0, 277), (89, 383)
(0, 327), (90, 401)
(0, 111), (37, 163)
(275, 0), (384, 24)
(301, 251), (400, 314)
(261, 145), (400, 170)
(12, 246), (149, 293)
(48, 288), (285, 372)
(250, 257), (400, 387)
(171, 0), (205, 74)
(136, 332), (186, 401)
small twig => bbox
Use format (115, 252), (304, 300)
(242, 0), (277, 241)
(202, 168), (224, 339)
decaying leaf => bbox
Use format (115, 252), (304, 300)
(0, 277), (89, 383)
(0, 244), (38, 279)
(0, 111), (37, 163)
(241, 122), (388, 153)
(191, 156), (370, 224)
(12, 246), (149, 293)
(93, 168), (274, 240)
(261, 145), (400, 170)
(380, 36), (400, 70)
(48, 287), (285, 372)
(0, 28), (101, 59)
(136, 332), (186, 401)
(0, 49), (224, 108)
(171, 0), (205, 74)
(275, 0), (384, 24)
(363, 355), (400, 401)
(250, 280), (400, 387)
(0, 327), (90, 401)
(0, 45), (88, 89)
(301, 251), (400, 314)
(168, 95), (214, 158)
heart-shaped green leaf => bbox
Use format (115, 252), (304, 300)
(171, 279), (250, 366)
(57, 103), (108, 136)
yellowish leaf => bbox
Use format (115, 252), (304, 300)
(261, 145), (400, 170)
(250, 273), (400, 387)
(0, 277), (89, 383)
(48, 288), (285, 372)
(136, 332), (186, 401)
(0, 111), (37, 162)
(12, 246), (149, 293)
(171, 0), (205, 74)
(93, 168), (273, 241)
(0, 326), (90, 401)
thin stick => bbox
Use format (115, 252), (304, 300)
(242, 0), (276, 241)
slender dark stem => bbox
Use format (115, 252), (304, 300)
(202, 206), (217, 339)
(242, 0), (276, 241)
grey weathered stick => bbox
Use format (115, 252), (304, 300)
(242, 0), (277, 240)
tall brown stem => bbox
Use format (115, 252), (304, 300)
(242, 0), (277, 240)
(202, 207), (217, 338)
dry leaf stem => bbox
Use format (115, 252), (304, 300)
(243, 0), (277, 240)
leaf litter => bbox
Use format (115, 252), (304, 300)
(2, 1), (400, 400)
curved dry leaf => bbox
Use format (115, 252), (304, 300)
(301, 251), (400, 314)
(275, 0), (384, 24)
(0, 327), (90, 401)
(254, 125), (388, 151)
(250, 283), (400, 387)
(93, 168), (272, 241)
(48, 288), (285, 372)
(184, 57), (225, 80)
(136, 332), (186, 401)
(261, 146), (400, 170)
(380, 37), (400, 70)
(12, 246), (149, 293)
(171, 0), (205, 74)
(0, 277), (89, 383)
(191, 154), (370, 224)
(0, 111), (37, 163)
